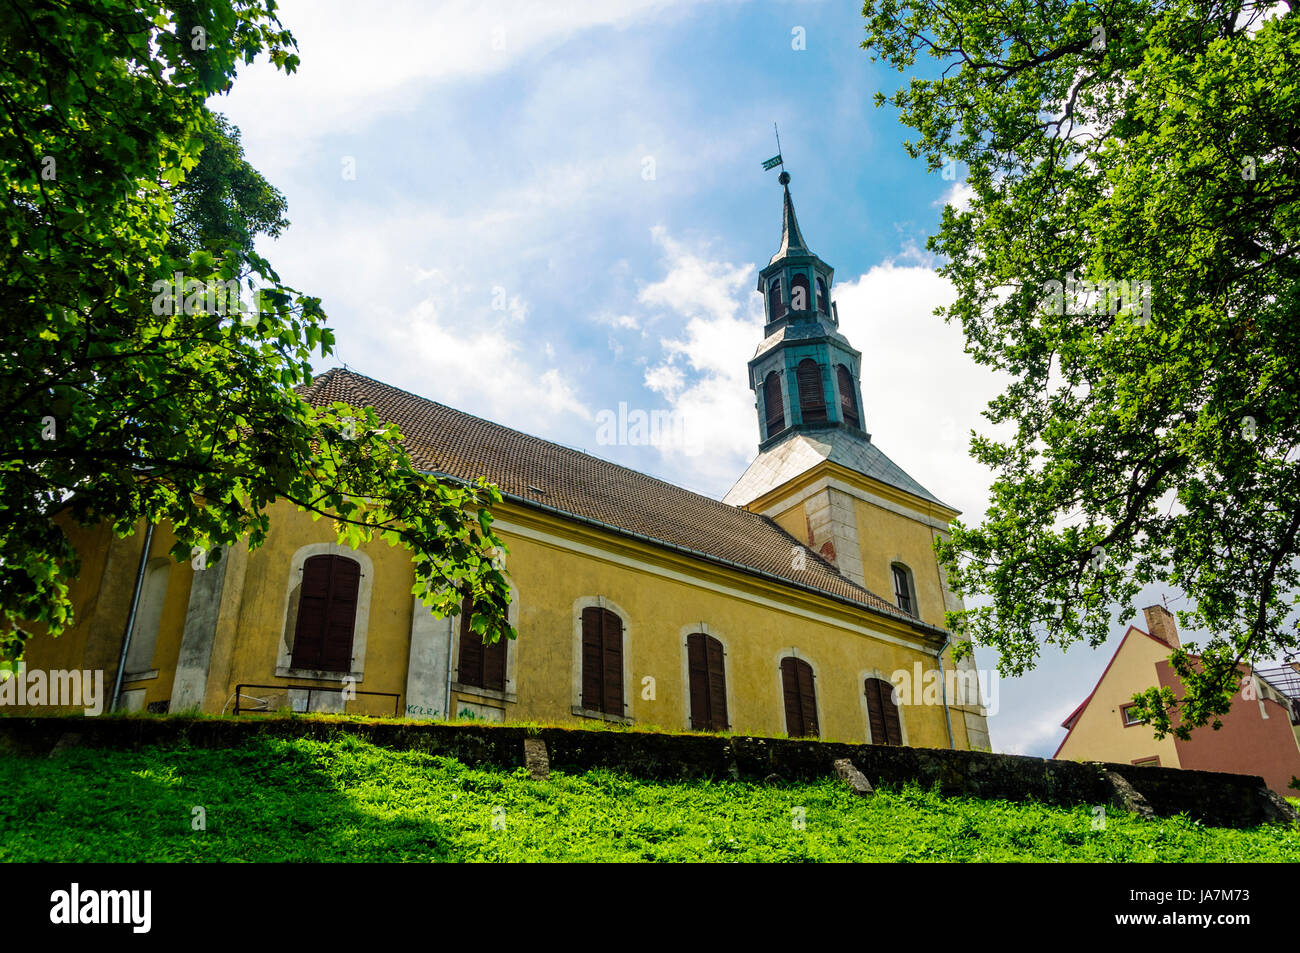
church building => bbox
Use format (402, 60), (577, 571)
(21, 174), (992, 750)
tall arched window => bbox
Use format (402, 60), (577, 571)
(837, 364), (860, 429)
(816, 277), (829, 314)
(767, 277), (786, 321)
(780, 656), (818, 737)
(790, 274), (811, 312)
(687, 633), (728, 731)
(864, 677), (903, 745)
(581, 605), (624, 715)
(457, 593), (507, 692)
(891, 563), (915, 615)
(291, 554), (361, 672)
(796, 359), (827, 424)
(763, 371), (785, 437)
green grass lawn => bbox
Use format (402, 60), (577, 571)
(1, 733), (1296, 861)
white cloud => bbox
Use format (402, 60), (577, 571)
(376, 294), (592, 434)
(993, 699), (1076, 756)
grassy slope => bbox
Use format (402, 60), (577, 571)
(1, 734), (1296, 862)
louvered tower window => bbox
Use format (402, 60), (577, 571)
(796, 359), (827, 424)
(763, 371), (785, 437)
(837, 364), (860, 429)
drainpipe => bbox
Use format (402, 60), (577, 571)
(111, 522), (154, 713)
(936, 634), (955, 750)
(443, 612), (455, 721)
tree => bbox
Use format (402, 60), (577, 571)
(861, 0), (1300, 737)
(165, 108), (288, 260)
(0, 0), (514, 671)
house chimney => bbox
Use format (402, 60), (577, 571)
(1142, 604), (1179, 648)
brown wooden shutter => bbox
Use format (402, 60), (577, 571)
(764, 372), (785, 436)
(865, 677), (903, 745)
(458, 593), (508, 692)
(781, 657), (817, 737)
(482, 627), (507, 692)
(581, 606), (625, 715)
(291, 554), (359, 672)
(687, 633), (728, 731)
(796, 360), (827, 424)
(837, 364), (860, 429)
(601, 609), (624, 716)
(581, 607), (603, 710)
(687, 634), (710, 730)
(705, 636), (728, 730)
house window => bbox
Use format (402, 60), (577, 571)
(790, 274), (811, 312)
(796, 359), (827, 424)
(864, 677), (903, 745)
(290, 554), (361, 673)
(581, 606), (624, 716)
(763, 371), (785, 437)
(686, 633), (728, 731)
(1120, 703), (1145, 727)
(457, 593), (507, 692)
(1131, 756), (1160, 767)
(780, 656), (818, 738)
(837, 364), (860, 429)
(816, 277), (829, 314)
(768, 277), (786, 320)
(891, 564), (914, 615)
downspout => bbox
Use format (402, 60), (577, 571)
(111, 522), (155, 713)
(444, 614), (455, 721)
(936, 633), (955, 750)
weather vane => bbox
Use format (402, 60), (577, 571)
(762, 123), (786, 181)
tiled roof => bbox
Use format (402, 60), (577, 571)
(299, 368), (934, 632)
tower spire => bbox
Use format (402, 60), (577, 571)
(772, 171), (811, 264)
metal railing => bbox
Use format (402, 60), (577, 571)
(232, 683), (401, 718)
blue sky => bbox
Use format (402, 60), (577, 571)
(211, 0), (1202, 757)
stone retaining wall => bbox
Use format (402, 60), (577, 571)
(0, 716), (1293, 828)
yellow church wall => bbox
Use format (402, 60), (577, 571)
(1054, 630), (1181, 767)
(13, 497), (969, 750)
(208, 503), (419, 715)
(12, 517), (194, 714)
(851, 498), (949, 630)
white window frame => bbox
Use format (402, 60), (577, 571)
(276, 542), (374, 682)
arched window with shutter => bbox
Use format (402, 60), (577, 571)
(837, 364), (860, 429)
(864, 676), (904, 745)
(816, 277), (829, 314)
(581, 605), (624, 716)
(763, 371), (785, 437)
(768, 277), (786, 321)
(457, 593), (507, 692)
(790, 274), (811, 312)
(780, 656), (818, 738)
(796, 359), (827, 424)
(290, 554), (361, 672)
(686, 633), (728, 731)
